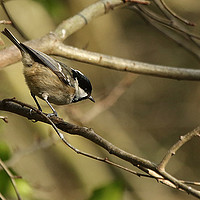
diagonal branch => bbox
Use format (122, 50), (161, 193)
(0, 98), (156, 170)
(131, 1), (200, 60)
(1, 98), (200, 198)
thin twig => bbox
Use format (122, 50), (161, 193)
(180, 180), (200, 187)
(0, 193), (7, 200)
(123, 0), (150, 5)
(6, 98), (107, 160)
(82, 73), (137, 123)
(158, 127), (200, 171)
(0, 159), (22, 200)
(67, 73), (136, 125)
(0, 20), (11, 24)
(0, 116), (8, 123)
(135, 5), (200, 40)
(104, 158), (154, 178)
(5, 137), (59, 167)
(132, 5), (200, 60)
(159, 0), (195, 26)
(1, 0), (28, 39)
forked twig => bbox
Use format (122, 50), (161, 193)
(159, 0), (195, 26)
(2, 98), (153, 179)
(1, 98), (200, 198)
(158, 127), (200, 171)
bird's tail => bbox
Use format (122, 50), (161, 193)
(1, 28), (26, 52)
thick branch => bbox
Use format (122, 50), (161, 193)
(54, 0), (150, 40)
(53, 43), (200, 81)
(0, 99), (156, 170)
(1, 0), (200, 81)
(54, 0), (123, 40)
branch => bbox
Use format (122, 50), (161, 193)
(52, 43), (200, 81)
(0, 20), (11, 25)
(0, 193), (7, 200)
(0, 115), (8, 123)
(159, 0), (195, 26)
(0, 98), (155, 170)
(1, 0), (200, 81)
(1, 98), (200, 198)
(73, 73), (137, 124)
(158, 127), (200, 171)
(131, 1), (200, 60)
(0, 159), (22, 200)
(54, 0), (150, 40)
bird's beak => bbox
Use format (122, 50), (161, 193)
(88, 96), (95, 103)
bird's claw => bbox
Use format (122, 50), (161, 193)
(47, 111), (58, 118)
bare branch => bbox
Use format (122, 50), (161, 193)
(0, 115), (8, 123)
(0, 98), (156, 170)
(0, 0), (200, 198)
(1, 98), (200, 198)
(0, 193), (7, 200)
(5, 137), (59, 167)
(158, 127), (200, 171)
(0, 20), (11, 25)
(130, 1), (200, 60)
(0, 159), (22, 200)
(0, 0), (200, 82)
(1, 0), (27, 39)
(54, 0), (125, 41)
(52, 43), (200, 81)
(180, 180), (200, 187)
(82, 74), (137, 123)
(123, 0), (150, 5)
(159, 0), (195, 26)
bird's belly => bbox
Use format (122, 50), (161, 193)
(23, 64), (75, 105)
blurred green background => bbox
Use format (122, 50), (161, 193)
(0, 0), (200, 199)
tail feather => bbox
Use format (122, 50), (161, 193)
(1, 28), (26, 52)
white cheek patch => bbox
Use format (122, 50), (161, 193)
(78, 87), (88, 99)
(74, 78), (88, 100)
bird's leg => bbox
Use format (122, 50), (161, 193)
(31, 92), (42, 111)
(42, 93), (58, 117)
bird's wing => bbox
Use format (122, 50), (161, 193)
(20, 43), (72, 85)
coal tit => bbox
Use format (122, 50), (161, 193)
(2, 28), (94, 116)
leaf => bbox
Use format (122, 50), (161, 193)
(88, 181), (124, 200)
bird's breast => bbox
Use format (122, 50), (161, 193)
(23, 63), (76, 105)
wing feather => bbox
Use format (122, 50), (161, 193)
(20, 43), (71, 85)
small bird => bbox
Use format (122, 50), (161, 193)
(2, 28), (94, 116)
